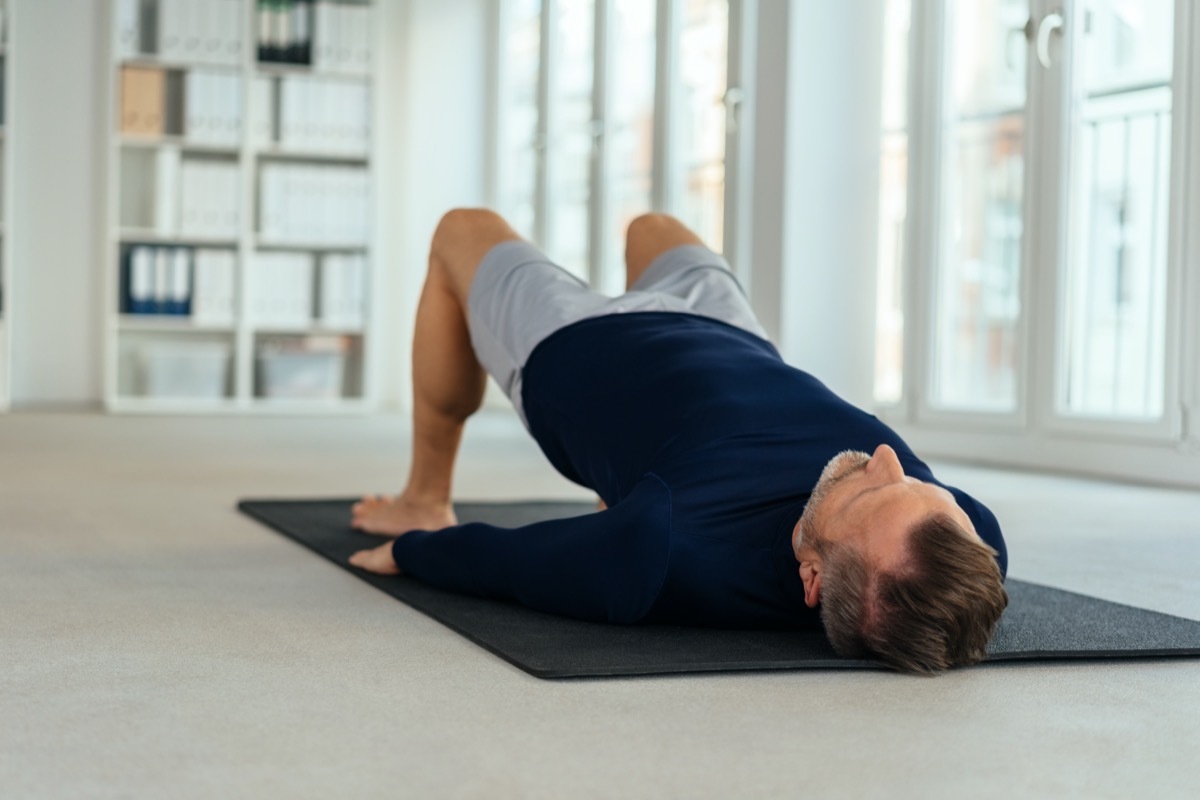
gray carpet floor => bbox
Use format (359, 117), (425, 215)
(2, 410), (1199, 799)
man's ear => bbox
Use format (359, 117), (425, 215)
(798, 561), (822, 609)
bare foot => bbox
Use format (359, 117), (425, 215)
(350, 494), (457, 536)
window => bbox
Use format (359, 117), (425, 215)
(600, 0), (657, 294)
(1060, 0), (1174, 419)
(931, 0), (1028, 413)
(675, 0), (729, 253)
(493, 0), (736, 293)
(545, 0), (596, 278)
(875, 0), (1199, 479)
(496, 0), (542, 240)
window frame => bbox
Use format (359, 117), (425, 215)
(1028, 0), (1188, 443)
(880, 0), (1200, 485)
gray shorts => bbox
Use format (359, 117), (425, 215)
(466, 240), (768, 425)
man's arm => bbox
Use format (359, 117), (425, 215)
(351, 475), (672, 624)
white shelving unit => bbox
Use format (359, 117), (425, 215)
(0, 0), (11, 412)
(102, 0), (377, 413)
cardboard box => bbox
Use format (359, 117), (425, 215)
(121, 66), (166, 137)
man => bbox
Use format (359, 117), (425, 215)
(349, 209), (1008, 674)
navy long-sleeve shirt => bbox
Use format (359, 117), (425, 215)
(393, 312), (1007, 629)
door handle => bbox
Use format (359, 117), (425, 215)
(1036, 10), (1065, 68)
(723, 86), (745, 135)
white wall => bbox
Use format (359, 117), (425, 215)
(744, 0), (885, 410)
(374, 0), (492, 410)
(10, 0), (105, 406)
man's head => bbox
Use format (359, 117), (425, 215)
(792, 444), (1008, 674)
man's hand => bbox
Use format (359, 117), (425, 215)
(349, 540), (402, 575)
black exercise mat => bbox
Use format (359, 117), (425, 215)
(238, 498), (1200, 678)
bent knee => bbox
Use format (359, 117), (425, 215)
(625, 212), (682, 243)
(624, 213), (705, 282)
(429, 208), (521, 296)
(434, 208), (508, 243)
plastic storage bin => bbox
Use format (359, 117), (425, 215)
(256, 345), (346, 399)
(137, 341), (231, 398)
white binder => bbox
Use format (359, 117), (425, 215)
(154, 146), (181, 235)
(158, 0), (183, 61)
(130, 246), (156, 313)
(115, 0), (141, 59)
(170, 248), (192, 314)
(153, 247), (172, 314)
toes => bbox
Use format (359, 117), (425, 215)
(352, 495), (385, 514)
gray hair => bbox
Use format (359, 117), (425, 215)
(818, 513), (1008, 674)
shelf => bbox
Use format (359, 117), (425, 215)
(120, 56), (241, 74)
(255, 61), (317, 77)
(120, 136), (241, 156)
(105, 4), (377, 417)
(118, 229), (240, 247)
(255, 62), (371, 82)
(255, 239), (368, 253)
(117, 315), (237, 333)
(252, 324), (365, 336)
(256, 147), (369, 164)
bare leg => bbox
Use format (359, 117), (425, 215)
(352, 209), (521, 535)
(623, 212), (706, 291)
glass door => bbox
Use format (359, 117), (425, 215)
(927, 0), (1030, 417)
(674, 0), (729, 253)
(496, 0), (543, 241)
(892, 0), (1190, 448)
(1052, 0), (1179, 430)
(495, 0), (739, 293)
(544, 0), (596, 280)
(598, 0), (657, 295)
